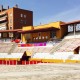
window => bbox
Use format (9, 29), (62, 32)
(24, 20), (26, 24)
(76, 24), (80, 31)
(46, 36), (48, 39)
(9, 32), (13, 37)
(24, 15), (26, 18)
(68, 25), (73, 32)
(21, 20), (23, 24)
(42, 36), (44, 39)
(39, 36), (41, 39)
(50, 31), (56, 38)
(36, 37), (38, 40)
(3, 33), (7, 37)
(20, 14), (23, 17)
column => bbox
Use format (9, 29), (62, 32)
(73, 24), (76, 37)
(21, 33), (27, 43)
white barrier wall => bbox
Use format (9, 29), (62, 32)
(32, 52), (74, 60)
(0, 53), (23, 59)
(71, 54), (80, 60)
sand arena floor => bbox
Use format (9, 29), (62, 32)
(0, 63), (80, 80)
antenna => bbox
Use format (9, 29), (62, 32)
(40, 22), (41, 25)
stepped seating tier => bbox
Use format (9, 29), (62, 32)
(50, 38), (80, 53)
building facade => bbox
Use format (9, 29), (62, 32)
(0, 5), (33, 39)
(0, 5), (80, 43)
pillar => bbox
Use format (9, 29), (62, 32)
(21, 33), (27, 43)
(73, 24), (77, 38)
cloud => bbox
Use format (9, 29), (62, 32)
(34, 6), (80, 25)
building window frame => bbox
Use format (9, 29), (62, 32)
(20, 14), (23, 17)
(42, 36), (44, 39)
(24, 15), (26, 18)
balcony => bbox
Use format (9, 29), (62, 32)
(0, 22), (7, 30)
(0, 26), (7, 30)
(0, 12), (7, 17)
(0, 22), (7, 27)
(0, 15), (7, 22)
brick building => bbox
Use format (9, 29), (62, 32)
(0, 5), (33, 39)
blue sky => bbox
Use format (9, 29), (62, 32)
(1, 0), (80, 25)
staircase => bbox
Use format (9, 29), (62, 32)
(50, 39), (68, 54)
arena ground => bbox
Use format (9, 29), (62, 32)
(0, 63), (80, 80)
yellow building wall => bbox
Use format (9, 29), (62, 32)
(21, 34), (26, 42)
(22, 26), (33, 31)
(34, 21), (61, 29)
(33, 21), (67, 39)
(21, 26), (33, 43)
(56, 22), (68, 39)
(56, 30), (61, 39)
(21, 21), (68, 42)
(32, 22), (61, 42)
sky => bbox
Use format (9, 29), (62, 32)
(0, 0), (80, 26)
